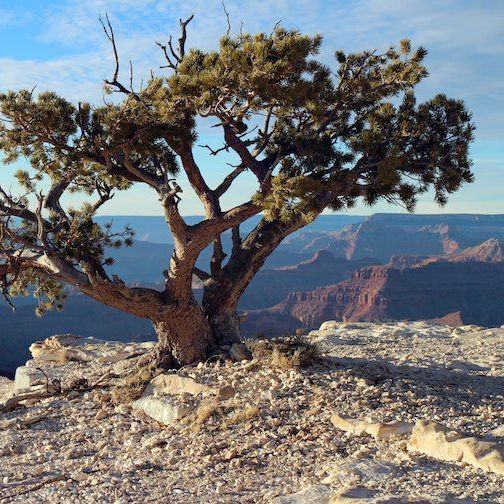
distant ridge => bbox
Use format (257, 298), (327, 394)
(447, 238), (504, 263)
(243, 242), (504, 336)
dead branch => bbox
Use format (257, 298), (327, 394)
(222, 1), (231, 36)
(157, 14), (194, 72)
(99, 13), (140, 100)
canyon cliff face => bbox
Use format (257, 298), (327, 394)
(287, 214), (504, 262)
(243, 260), (504, 336)
(237, 250), (380, 309)
(389, 238), (504, 270)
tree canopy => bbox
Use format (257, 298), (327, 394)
(0, 16), (474, 364)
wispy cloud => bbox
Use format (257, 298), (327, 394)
(0, 0), (502, 214)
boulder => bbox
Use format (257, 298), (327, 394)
(132, 395), (195, 425)
(331, 413), (413, 440)
(407, 420), (504, 476)
(132, 373), (209, 425)
(146, 374), (210, 397)
(272, 484), (333, 504)
(14, 366), (47, 390)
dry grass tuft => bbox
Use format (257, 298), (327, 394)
(247, 335), (319, 370)
(196, 400), (220, 424)
(182, 399), (222, 434)
(225, 405), (259, 426)
(183, 400), (260, 433)
(111, 364), (159, 404)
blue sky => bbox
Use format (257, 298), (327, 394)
(0, 0), (502, 216)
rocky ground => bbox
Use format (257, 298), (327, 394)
(0, 322), (503, 503)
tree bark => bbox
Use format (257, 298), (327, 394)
(208, 307), (241, 346)
(152, 303), (216, 366)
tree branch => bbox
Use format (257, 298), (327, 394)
(157, 15), (194, 72)
(215, 164), (247, 197)
(100, 13), (140, 100)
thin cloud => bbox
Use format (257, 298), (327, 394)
(0, 0), (501, 214)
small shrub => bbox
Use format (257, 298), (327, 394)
(247, 335), (319, 370)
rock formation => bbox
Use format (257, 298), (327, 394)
(237, 250), (380, 310)
(244, 261), (504, 335)
(299, 213), (504, 262)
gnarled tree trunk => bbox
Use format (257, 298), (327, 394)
(152, 302), (216, 366)
(208, 307), (241, 346)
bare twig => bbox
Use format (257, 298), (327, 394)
(99, 13), (140, 100)
(157, 14), (194, 71)
(222, 1), (231, 36)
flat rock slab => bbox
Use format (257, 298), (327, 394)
(29, 334), (154, 364)
(407, 420), (504, 476)
(331, 413), (413, 440)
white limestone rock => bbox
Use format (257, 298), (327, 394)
(145, 373), (210, 397)
(407, 420), (504, 476)
(132, 395), (195, 425)
(331, 413), (413, 440)
(131, 373), (210, 425)
(14, 366), (47, 391)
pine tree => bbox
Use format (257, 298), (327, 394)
(0, 16), (474, 366)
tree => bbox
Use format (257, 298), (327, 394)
(0, 16), (474, 367)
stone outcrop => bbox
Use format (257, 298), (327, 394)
(329, 414), (504, 477)
(407, 420), (504, 476)
(29, 334), (155, 364)
(331, 414), (413, 440)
